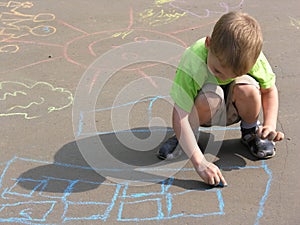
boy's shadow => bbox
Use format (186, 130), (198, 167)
(197, 131), (258, 170)
(18, 128), (257, 193)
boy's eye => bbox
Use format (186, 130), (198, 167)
(214, 69), (221, 74)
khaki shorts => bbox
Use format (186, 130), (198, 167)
(200, 75), (260, 127)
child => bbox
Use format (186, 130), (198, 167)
(158, 12), (284, 186)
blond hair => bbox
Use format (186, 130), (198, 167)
(210, 12), (263, 76)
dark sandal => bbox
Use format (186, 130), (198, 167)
(241, 128), (276, 159)
(157, 135), (181, 160)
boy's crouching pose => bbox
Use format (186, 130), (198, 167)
(158, 12), (284, 186)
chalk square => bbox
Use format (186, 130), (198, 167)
(63, 201), (111, 222)
(66, 181), (120, 203)
(63, 182), (121, 222)
(0, 201), (56, 223)
(168, 189), (222, 218)
(118, 198), (163, 221)
(121, 182), (166, 198)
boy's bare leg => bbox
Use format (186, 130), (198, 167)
(159, 92), (222, 160)
(158, 91), (221, 160)
(232, 83), (282, 158)
(232, 84), (261, 123)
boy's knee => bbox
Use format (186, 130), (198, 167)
(197, 84), (224, 108)
(194, 91), (222, 115)
(193, 92), (222, 126)
(191, 84), (224, 125)
(233, 84), (260, 101)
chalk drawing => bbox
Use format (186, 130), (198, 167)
(64, 28), (186, 69)
(0, 1), (56, 53)
(59, 6), (188, 98)
(289, 16), (300, 30)
(0, 5), (187, 84)
(139, 0), (186, 27)
(139, 8), (186, 27)
(0, 43), (18, 53)
(0, 156), (272, 224)
(0, 81), (73, 119)
(0, 55), (64, 74)
(139, 0), (244, 27)
(112, 30), (134, 40)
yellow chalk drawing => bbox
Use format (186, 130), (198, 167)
(0, 1), (56, 53)
(0, 81), (73, 119)
(0, 90), (26, 100)
(0, 44), (19, 53)
(112, 30), (134, 39)
(7, 97), (44, 111)
(140, 9), (185, 26)
(290, 16), (300, 30)
(139, 0), (186, 26)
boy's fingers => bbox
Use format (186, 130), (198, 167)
(274, 131), (285, 142)
(220, 175), (227, 187)
(214, 176), (220, 186)
(257, 126), (285, 142)
(257, 127), (276, 140)
(203, 164), (227, 187)
(260, 129), (284, 142)
(261, 128), (271, 139)
(209, 176), (215, 186)
(267, 131), (277, 140)
(218, 170), (228, 187)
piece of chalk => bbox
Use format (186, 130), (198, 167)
(217, 181), (228, 188)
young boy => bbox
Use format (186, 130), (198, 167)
(158, 12), (284, 186)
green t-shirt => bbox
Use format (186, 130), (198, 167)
(170, 37), (276, 112)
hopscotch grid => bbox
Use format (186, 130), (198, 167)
(0, 156), (272, 223)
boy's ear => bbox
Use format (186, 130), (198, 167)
(205, 36), (211, 48)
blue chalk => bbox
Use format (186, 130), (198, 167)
(217, 181), (227, 188)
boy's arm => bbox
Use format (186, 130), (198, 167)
(172, 104), (227, 186)
(259, 84), (284, 141)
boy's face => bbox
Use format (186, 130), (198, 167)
(205, 37), (237, 81)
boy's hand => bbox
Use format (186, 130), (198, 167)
(195, 161), (227, 187)
(257, 125), (284, 142)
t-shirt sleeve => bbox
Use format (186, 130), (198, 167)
(170, 47), (208, 113)
(249, 52), (276, 89)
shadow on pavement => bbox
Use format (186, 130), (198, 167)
(18, 127), (255, 193)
